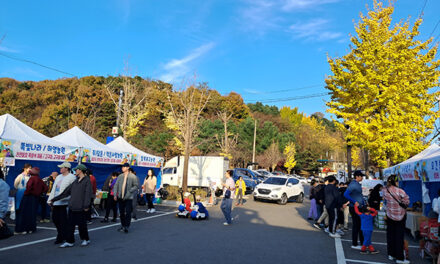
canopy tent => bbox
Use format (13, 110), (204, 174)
(107, 136), (163, 189)
(0, 114), (78, 187)
(383, 144), (440, 215)
(107, 136), (162, 168)
(52, 127), (162, 188)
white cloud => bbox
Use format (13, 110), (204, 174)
(281, 0), (340, 11)
(0, 46), (19, 53)
(159, 42), (215, 83)
(244, 89), (262, 94)
(289, 19), (342, 41)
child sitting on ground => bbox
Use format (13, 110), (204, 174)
(354, 204), (379, 254)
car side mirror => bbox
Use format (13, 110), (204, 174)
(287, 183), (293, 187)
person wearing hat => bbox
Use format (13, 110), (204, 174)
(47, 161), (76, 244)
(15, 167), (47, 234)
(344, 170), (366, 250)
(113, 163), (139, 233)
(50, 163), (93, 248)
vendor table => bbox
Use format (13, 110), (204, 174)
(405, 211), (424, 238)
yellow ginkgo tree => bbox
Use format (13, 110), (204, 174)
(326, 0), (440, 169)
(284, 142), (297, 174)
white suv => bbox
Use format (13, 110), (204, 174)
(253, 176), (304, 205)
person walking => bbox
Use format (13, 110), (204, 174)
(50, 164), (93, 248)
(142, 169), (157, 213)
(383, 176), (410, 264)
(47, 162), (76, 244)
(13, 163), (32, 233)
(235, 176), (246, 206)
(324, 176), (341, 238)
(221, 170), (235, 226)
(313, 178), (329, 230)
(308, 179), (319, 220)
(344, 170), (366, 250)
(15, 167), (47, 234)
(101, 172), (119, 223)
(113, 163), (139, 233)
(339, 182), (350, 231)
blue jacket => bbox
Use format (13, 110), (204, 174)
(196, 202), (209, 217)
(0, 179), (10, 219)
(344, 180), (365, 207)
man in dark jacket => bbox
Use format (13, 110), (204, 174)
(51, 164), (93, 248)
(325, 176), (341, 238)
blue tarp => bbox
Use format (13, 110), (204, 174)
(399, 180), (422, 208)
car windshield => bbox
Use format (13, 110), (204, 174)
(264, 177), (287, 185)
(163, 168), (174, 174)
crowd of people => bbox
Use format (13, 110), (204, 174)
(0, 161), (158, 248)
(308, 171), (411, 264)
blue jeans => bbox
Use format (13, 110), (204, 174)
(363, 230), (372, 247)
(221, 198), (233, 224)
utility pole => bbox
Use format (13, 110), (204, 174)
(252, 119), (257, 169)
(116, 89), (123, 127)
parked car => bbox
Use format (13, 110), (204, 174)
(251, 170), (266, 183)
(230, 168), (259, 193)
(271, 171), (285, 176)
(255, 169), (275, 179)
(306, 176), (315, 184)
(296, 176), (307, 185)
(253, 176), (304, 205)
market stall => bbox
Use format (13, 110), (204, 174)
(0, 114), (78, 187)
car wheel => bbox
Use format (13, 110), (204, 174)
(253, 196), (259, 202)
(278, 193), (287, 205)
(296, 193), (304, 203)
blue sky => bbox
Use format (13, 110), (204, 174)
(1, 0), (439, 116)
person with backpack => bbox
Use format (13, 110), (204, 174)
(344, 170), (366, 250)
(101, 172), (119, 223)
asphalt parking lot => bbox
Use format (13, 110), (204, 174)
(0, 188), (433, 264)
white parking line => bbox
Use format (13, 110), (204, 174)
(0, 211), (175, 252)
(345, 259), (387, 264)
(335, 237), (347, 264)
(340, 239), (418, 248)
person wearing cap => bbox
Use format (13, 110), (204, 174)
(47, 161), (76, 244)
(15, 167), (47, 234)
(51, 163), (93, 248)
(344, 170), (366, 250)
(113, 163), (139, 233)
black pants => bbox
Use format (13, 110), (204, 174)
(145, 194), (155, 209)
(327, 207), (337, 233)
(66, 210), (89, 243)
(350, 207), (364, 246)
(118, 199), (133, 228)
(15, 195), (38, 233)
(52, 205), (68, 242)
(104, 195), (117, 220)
(39, 195), (48, 220)
(386, 215), (406, 261)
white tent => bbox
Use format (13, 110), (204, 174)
(52, 126), (127, 165)
(107, 136), (162, 168)
(384, 144), (440, 180)
(0, 113), (75, 162)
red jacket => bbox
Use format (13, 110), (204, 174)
(24, 175), (48, 196)
(184, 198), (192, 212)
(90, 175), (97, 194)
